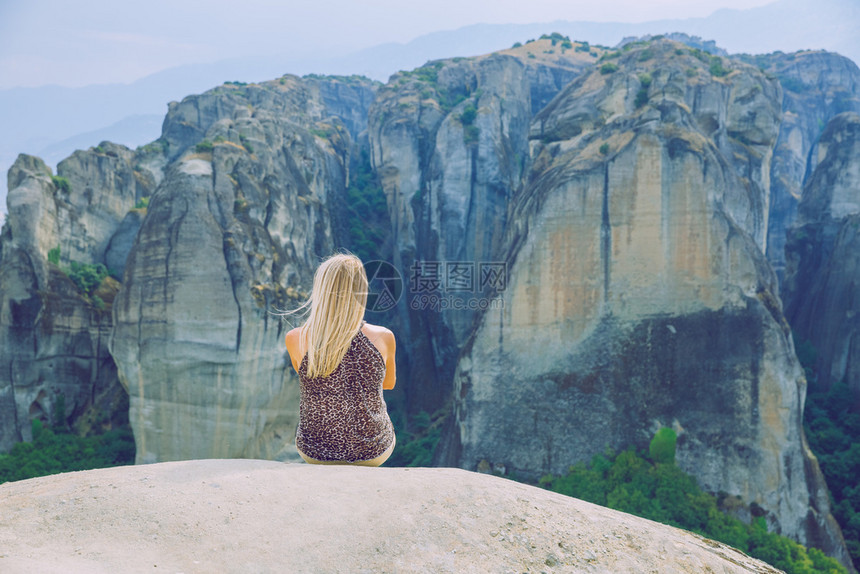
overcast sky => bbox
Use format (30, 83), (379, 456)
(0, 0), (775, 90)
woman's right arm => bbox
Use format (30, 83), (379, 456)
(285, 327), (303, 374)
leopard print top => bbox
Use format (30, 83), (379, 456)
(295, 326), (395, 462)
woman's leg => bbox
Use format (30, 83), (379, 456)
(296, 436), (396, 467)
(349, 436), (396, 467)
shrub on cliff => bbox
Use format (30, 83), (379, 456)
(51, 175), (70, 194)
(538, 440), (847, 574)
(68, 261), (109, 297)
(649, 426), (676, 463)
(600, 63), (619, 75)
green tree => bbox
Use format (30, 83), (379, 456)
(649, 427), (677, 464)
(537, 433), (847, 574)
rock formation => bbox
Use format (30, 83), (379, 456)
(0, 144), (153, 450)
(0, 460), (783, 574)
(752, 51), (860, 285)
(439, 39), (852, 567)
(109, 75), (377, 463)
(0, 35), (857, 569)
(783, 112), (860, 403)
(368, 39), (599, 409)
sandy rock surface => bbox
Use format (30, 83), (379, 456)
(0, 460), (781, 574)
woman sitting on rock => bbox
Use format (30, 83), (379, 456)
(285, 252), (396, 466)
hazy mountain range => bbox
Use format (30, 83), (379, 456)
(0, 0), (857, 214)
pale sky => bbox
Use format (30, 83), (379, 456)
(0, 0), (775, 89)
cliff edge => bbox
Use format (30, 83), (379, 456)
(0, 460), (780, 574)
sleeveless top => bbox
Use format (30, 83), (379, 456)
(295, 325), (395, 462)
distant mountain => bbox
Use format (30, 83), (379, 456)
(1, 0), (857, 211)
(36, 114), (164, 172)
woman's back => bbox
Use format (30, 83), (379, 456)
(295, 325), (395, 462)
(283, 253), (397, 466)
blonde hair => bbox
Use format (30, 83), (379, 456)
(298, 253), (368, 378)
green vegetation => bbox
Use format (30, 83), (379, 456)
(649, 426), (676, 463)
(688, 47), (712, 64)
(0, 417), (134, 484)
(438, 91), (468, 113)
(67, 261), (109, 297)
(309, 127), (332, 139)
(133, 197), (150, 210)
(599, 143), (610, 155)
(48, 246), (111, 297)
(459, 103), (480, 145)
(709, 56), (730, 77)
(47, 246), (61, 265)
(51, 175), (70, 194)
(344, 148), (388, 262)
(539, 32), (570, 46)
(511, 42), (522, 49)
(538, 432), (847, 574)
(396, 62), (443, 86)
(239, 134), (254, 154)
(779, 75), (810, 93)
(195, 140), (214, 153)
(387, 409), (444, 467)
(635, 73), (652, 108)
(600, 62), (619, 75)
(797, 336), (860, 566)
(464, 125), (480, 146)
(224, 80), (248, 87)
(638, 49), (654, 62)
(138, 139), (169, 155)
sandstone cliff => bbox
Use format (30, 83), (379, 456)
(749, 51), (860, 285)
(110, 75), (377, 463)
(0, 460), (783, 574)
(368, 39), (599, 409)
(0, 144), (154, 450)
(783, 112), (860, 403)
(439, 38), (851, 567)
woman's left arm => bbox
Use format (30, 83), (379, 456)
(381, 330), (396, 390)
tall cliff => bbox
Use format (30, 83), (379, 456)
(109, 75), (377, 463)
(750, 51), (860, 285)
(783, 112), (860, 403)
(438, 38), (851, 566)
(0, 143), (154, 450)
(368, 39), (599, 409)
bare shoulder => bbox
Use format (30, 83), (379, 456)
(362, 322), (394, 340)
(361, 323), (395, 353)
(285, 326), (305, 355)
(285, 326), (302, 344)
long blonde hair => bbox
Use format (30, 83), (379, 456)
(299, 253), (368, 378)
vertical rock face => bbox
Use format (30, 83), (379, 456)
(756, 51), (860, 284)
(784, 112), (860, 403)
(109, 76), (375, 463)
(367, 42), (597, 410)
(0, 145), (153, 450)
(441, 39), (850, 565)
